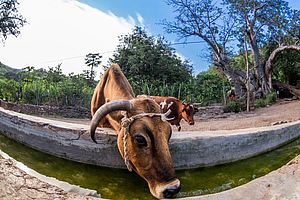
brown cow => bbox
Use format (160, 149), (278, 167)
(90, 64), (180, 199)
(144, 96), (199, 131)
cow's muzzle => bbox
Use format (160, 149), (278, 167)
(163, 183), (181, 198)
(152, 179), (181, 199)
(189, 121), (194, 125)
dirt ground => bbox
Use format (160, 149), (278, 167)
(183, 99), (300, 131)
(47, 99), (300, 132)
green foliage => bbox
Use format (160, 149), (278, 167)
(271, 49), (300, 86)
(0, 63), (232, 107)
(266, 91), (277, 104)
(254, 91), (277, 108)
(0, 79), (20, 102)
(131, 67), (231, 105)
(0, 65), (94, 108)
(254, 98), (267, 108)
(193, 68), (231, 105)
(223, 101), (242, 113)
(45, 64), (64, 83)
(230, 51), (253, 71)
(131, 79), (185, 100)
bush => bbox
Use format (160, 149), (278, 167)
(254, 98), (267, 108)
(254, 91), (277, 108)
(265, 91), (276, 104)
(223, 101), (242, 113)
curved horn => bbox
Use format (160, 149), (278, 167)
(90, 100), (132, 143)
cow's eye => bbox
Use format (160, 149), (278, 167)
(134, 135), (147, 147)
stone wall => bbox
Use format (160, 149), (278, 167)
(196, 105), (225, 119)
(0, 100), (90, 118)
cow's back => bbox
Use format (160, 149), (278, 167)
(90, 64), (134, 116)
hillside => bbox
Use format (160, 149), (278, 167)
(0, 62), (20, 78)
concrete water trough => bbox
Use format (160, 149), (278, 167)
(1, 106), (300, 170)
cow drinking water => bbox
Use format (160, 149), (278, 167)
(90, 64), (180, 199)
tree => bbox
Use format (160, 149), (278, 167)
(265, 45), (300, 85)
(162, 0), (247, 98)
(45, 64), (64, 83)
(225, 0), (299, 94)
(0, 0), (26, 43)
(265, 45), (300, 98)
(109, 26), (193, 85)
(162, 0), (300, 99)
(85, 53), (102, 85)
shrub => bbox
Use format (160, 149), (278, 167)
(254, 91), (277, 108)
(223, 101), (242, 113)
(265, 91), (276, 104)
(254, 98), (267, 108)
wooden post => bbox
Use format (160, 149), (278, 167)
(223, 83), (227, 105)
(244, 33), (250, 112)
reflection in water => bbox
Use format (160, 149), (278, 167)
(0, 133), (299, 200)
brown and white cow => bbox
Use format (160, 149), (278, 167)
(144, 96), (199, 131)
(90, 64), (180, 199)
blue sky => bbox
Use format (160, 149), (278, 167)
(0, 0), (299, 76)
(79, 0), (300, 74)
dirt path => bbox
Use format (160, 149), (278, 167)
(182, 99), (300, 131)
(46, 99), (300, 132)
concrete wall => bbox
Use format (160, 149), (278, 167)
(0, 99), (90, 118)
(0, 107), (299, 169)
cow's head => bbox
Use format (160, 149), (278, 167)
(90, 98), (180, 199)
(182, 104), (199, 125)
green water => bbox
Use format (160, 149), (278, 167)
(0, 133), (300, 200)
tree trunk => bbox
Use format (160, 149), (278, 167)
(265, 45), (300, 88)
(215, 61), (247, 99)
(213, 51), (261, 100)
(248, 32), (270, 96)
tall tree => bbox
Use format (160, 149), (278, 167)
(162, 0), (247, 98)
(85, 53), (101, 85)
(109, 26), (193, 85)
(225, 0), (299, 94)
(0, 0), (26, 43)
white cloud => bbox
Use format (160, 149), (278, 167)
(0, 0), (138, 76)
(136, 13), (144, 25)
